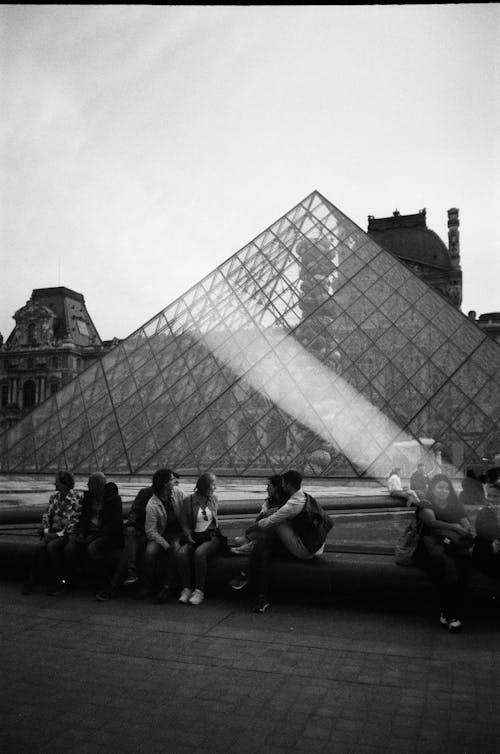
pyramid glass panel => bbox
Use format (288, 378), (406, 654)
(1, 190), (499, 476)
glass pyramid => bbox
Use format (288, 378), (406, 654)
(1, 191), (499, 478)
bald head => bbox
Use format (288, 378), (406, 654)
(87, 471), (107, 499)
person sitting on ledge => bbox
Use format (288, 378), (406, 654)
(387, 467), (420, 506)
(472, 468), (500, 580)
(233, 470), (331, 614)
(230, 475), (289, 556)
(415, 473), (475, 633)
(175, 473), (226, 606)
(135, 468), (184, 603)
(22, 470), (82, 596)
(65, 473), (124, 596)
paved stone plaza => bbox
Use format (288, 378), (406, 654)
(1, 578), (499, 754)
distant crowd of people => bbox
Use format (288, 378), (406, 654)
(387, 460), (500, 632)
(22, 468), (331, 614)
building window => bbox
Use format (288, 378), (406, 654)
(27, 358), (34, 369)
(27, 323), (36, 345)
(1, 384), (8, 407)
(23, 380), (36, 409)
(50, 382), (58, 396)
(51, 356), (59, 369)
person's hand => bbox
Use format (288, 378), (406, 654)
(453, 524), (469, 537)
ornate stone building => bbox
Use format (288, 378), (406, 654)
(367, 208), (463, 307)
(0, 287), (118, 432)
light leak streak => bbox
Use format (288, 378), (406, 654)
(200, 324), (453, 478)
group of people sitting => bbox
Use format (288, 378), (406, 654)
(22, 467), (331, 613)
(389, 463), (500, 632)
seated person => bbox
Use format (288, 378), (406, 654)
(388, 467), (420, 506)
(22, 470), (82, 595)
(175, 473), (225, 606)
(472, 468), (500, 579)
(236, 470), (331, 613)
(415, 473), (475, 632)
(66, 473), (124, 595)
(230, 475), (288, 555)
(410, 463), (430, 499)
(458, 470), (485, 507)
(135, 468), (184, 602)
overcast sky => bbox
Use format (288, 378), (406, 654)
(1, 4), (499, 343)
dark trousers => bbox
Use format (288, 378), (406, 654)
(27, 535), (68, 586)
(247, 529), (293, 599)
(177, 537), (222, 591)
(472, 540), (500, 579)
(110, 527), (146, 590)
(65, 536), (118, 591)
(419, 535), (472, 618)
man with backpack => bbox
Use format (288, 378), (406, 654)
(235, 470), (332, 613)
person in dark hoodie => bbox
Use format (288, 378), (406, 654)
(66, 472), (124, 595)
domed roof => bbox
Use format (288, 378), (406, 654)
(368, 210), (451, 270)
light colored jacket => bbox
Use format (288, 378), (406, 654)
(145, 487), (184, 550)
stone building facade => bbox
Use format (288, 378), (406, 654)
(0, 287), (118, 432)
(367, 208), (463, 307)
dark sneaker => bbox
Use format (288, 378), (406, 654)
(153, 586), (173, 605)
(134, 588), (153, 600)
(229, 572), (249, 590)
(253, 595), (270, 613)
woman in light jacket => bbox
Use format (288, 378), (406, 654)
(137, 468), (184, 600)
(176, 473), (224, 606)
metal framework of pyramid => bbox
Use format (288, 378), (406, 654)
(1, 191), (499, 477)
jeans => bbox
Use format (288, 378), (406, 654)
(176, 536), (222, 591)
(141, 540), (179, 593)
(64, 535), (115, 591)
(110, 527), (146, 589)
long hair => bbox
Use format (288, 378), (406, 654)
(195, 473), (216, 498)
(428, 473), (458, 505)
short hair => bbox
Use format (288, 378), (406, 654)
(195, 473), (216, 497)
(152, 468), (175, 495)
(281, 470), (302, 491)
(267, 475), (283, 489)
(57, 470), (74, 490)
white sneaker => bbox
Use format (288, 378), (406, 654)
(178, 588), (192, 604)
(447, 618), (462, 632)
(188, 588), (204, 605)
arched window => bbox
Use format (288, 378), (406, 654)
(23, 380), (36, 409)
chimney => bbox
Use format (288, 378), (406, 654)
(447, 208), (460, 270)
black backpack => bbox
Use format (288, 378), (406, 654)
(291, 493), (334, 554)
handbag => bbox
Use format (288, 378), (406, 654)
(291, 494), (334, 554)
(440, 530), (475, 554)
(394, 514), (423, 566)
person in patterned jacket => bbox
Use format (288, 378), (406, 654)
(22, 470), (82, 595)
